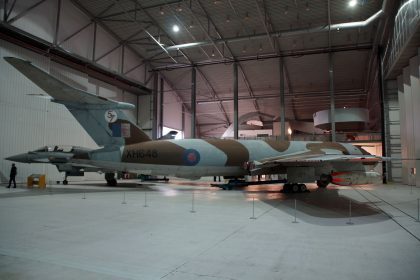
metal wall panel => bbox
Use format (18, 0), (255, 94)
(0, 40), (102, 183)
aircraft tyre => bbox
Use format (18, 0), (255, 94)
(283, 183), (307, 193)
(298, 183), (307, 192)
(317, 174), (331, 188)
(106, 178), (117, 186)
(63, 180), (68, 185)
(105, 173), (117, 186)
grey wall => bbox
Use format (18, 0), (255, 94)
(397, 49), (420, 187)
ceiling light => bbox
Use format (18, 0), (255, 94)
(176, 4), (182, 12)
(211, 49), (215, 57)
(348, 0), (357, 7)
(172, 25), (180, 32)
(242, 46), (247, 53)
(244, 12), (250, 20)
(214, 0), (221, 4)
(259, 44), (263, 52)
(189, 21), (194, 28)
(288, 128), (292, 135)
(226, 15), (231, 23)
(160, 7), (164, 15)
(284, 6), (289, 15)
(305, 2), (310, 11)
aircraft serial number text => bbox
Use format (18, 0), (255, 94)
(126, 150), (158, 158)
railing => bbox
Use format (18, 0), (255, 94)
(383, 0), (420, 77)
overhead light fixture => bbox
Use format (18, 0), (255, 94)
(214, 0), (221, 4)
(226, 15), (231, 23)
(284, 6), (289, 15)
(176, 4), (182, 12)
(348, 0), (357, 7)
(288, 128), (292, 135)
(244, 12), (250, 20)
(211, 48), (215, 57)
(189, 21), (194, 28)
(160, 7), (164, 15)
(172, 24), (180, 32)
(242, 46), (247, 53)
(259, 44), (263, 52)
(305, 2), (310, 11)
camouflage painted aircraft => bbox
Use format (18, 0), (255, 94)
(4, 57), (384, 192)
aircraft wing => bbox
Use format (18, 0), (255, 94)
(253, 153), (383, 168)
(3, 57), (133, 109)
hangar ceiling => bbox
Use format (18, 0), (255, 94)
(3, 0), (396, 137)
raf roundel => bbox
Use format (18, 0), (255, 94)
(183, 149), (201, 166)
(105, 110), (118, 123)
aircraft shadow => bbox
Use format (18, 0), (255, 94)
(243, 184), (388, 226)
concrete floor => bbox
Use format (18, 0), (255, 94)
(0, 180), (419, 280)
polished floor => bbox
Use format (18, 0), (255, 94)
(0, 179), (419, 280)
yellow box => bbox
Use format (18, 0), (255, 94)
(27, 174), (46, 188)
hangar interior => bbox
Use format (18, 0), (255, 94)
(0, 1), (420, 279)
(0, 0), (419, 184)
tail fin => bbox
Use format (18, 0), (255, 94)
(4, 57), (150, 146)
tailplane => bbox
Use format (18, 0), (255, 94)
(4, 57), (150, 146)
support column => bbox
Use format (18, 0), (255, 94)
(329, 52), (336, 142)
(397, 75), (408, 184)
(92, 21), (97, 61)
(279, 57), (286, 141)
(191, 67), (196, 138)
(378, 47), (387, 183)
(152, 73), (158, 140)
(53, 0), (61, 46)
(233, 62), (238, 140)
(159, 77), (164, 138)
(403, 67), (415, 185)
(3, 0), (7, 22)
(409, 55), (420, 187)
(120, 44), (125, 74)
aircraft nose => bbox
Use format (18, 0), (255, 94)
(5, 153), (29, 163)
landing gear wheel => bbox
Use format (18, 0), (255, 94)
(63, 180), (68, 185)
(105, 173), (117, 186)
(298, 184), (307, 192)
(317, 174), (331, 188)
(292, 183), (299, 193)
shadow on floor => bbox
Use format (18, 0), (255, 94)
(242, 184), (388, 225)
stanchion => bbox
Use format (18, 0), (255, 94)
(122, 192), (127, 204)
(346, 199), (354, 225)
(292, 199), (298, 223)
(82, 192), (86, 199)
(250, 197), (257, 220)
(417, 198), (419, 222)
(144, 191), (148, 207)
(190, 191), (196, 213)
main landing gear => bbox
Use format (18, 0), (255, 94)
(316, 174), (331, 188)
(105, 172), (117, 186)
(282, 183), (308, 193)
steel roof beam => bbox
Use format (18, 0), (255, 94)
(98, 0), (183, 20)
(129, 0), (230, 126)
(194, 0), (261, 117)
(7, 0), (47, 24)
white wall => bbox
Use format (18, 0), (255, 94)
(0, 40), (151, 183)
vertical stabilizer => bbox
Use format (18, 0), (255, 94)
(4, 56), (151, 146)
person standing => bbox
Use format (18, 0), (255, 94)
(7, 163), (17, 188)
